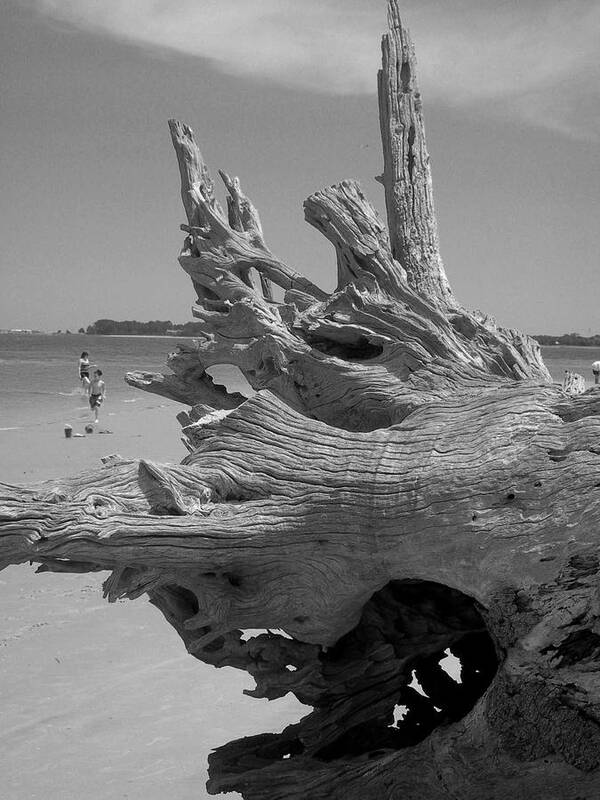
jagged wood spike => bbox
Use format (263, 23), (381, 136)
(219, 169), (272, 298)
(168, 118), (224, 304)
(168, 118), (221, 227)
(378, 1), (453, 305)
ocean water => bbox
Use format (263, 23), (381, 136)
(543, 345), (600, 384)
(0, 333), (248, 431)
(1, 335), (599, 433)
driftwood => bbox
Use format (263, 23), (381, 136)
(2, 3), (600, 798)
(562, 370), (586, 396)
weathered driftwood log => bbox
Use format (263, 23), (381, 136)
(2, 3), (600, 799)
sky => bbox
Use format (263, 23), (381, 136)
(1, 0), (599, 335)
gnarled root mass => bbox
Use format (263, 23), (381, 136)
(2, 2), (600, 799)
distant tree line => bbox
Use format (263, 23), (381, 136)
(533, 333), (600, 347)
(86, 319), (205, 336)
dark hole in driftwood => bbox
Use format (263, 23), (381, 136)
(407, 124), (416, 181)
(555, 629), (600, 667)
(303, 333), (383, 361)
(400, 58), (411, 92)
(314, 580), (499, 761)
(155, 584), (199, 623)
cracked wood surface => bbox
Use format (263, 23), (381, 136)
(378, 2), (451, 305)
(1, 2), (599, 799)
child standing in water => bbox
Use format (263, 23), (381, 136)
(79, 351), (92, 393)
(88, 370), (106, 423)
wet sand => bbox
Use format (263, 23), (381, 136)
(0, 404), (305, 800)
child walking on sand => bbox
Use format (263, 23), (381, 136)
(88, 370), (106, 423)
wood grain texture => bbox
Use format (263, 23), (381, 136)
(1, 2), (598, 798)
(378, 2), (451, 305)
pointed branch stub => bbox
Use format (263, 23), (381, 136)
(378, 2), (453, 306)
(168, 119), (221, 228)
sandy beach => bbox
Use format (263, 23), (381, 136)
(0, 400), (305, 800)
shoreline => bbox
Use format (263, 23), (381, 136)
(2, 333), (192, 338)
(94, 334), (190, 338)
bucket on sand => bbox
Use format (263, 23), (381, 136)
(64, 424), (72, 439)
